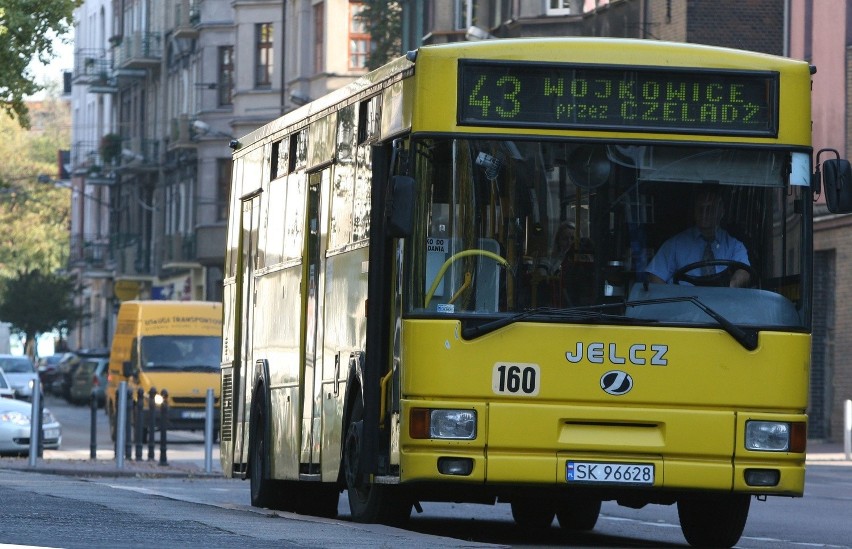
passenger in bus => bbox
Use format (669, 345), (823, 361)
(646, 188), (751, 287)
(544, 221), (595, 306)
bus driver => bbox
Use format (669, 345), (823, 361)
(646, 188), (751, 288)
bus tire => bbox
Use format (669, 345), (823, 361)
(677, 493), (750, 548)
(510, 498), (555, 529)
(249, 391), (279, 509)
(556, 497), (600, 531)
(343, 405), (411, 524)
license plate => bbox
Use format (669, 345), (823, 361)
(43, 428), (60, 440)
(566, 461), (654, 485)
(181, 411), (206, 419)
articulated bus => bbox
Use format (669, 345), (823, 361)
(220, 38), (852, 547)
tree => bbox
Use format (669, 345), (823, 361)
(358, 0), (403, 70)
(0, 0), (81, 128)
(0, 96), (71, 278)
(0, 88), (73, 356)
(0, 270), (84, 356)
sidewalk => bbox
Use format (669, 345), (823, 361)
(804, 440), (852, 465)
(0, 445), (222, 478)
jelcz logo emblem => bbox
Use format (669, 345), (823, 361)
(600, 370), (633, 396)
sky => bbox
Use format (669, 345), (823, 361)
(27, 31), (75, 98)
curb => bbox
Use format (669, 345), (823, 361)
(0, 458), (222, 479)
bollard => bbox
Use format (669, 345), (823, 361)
(147, 387), (157, 461)
(37, 386), (44, 458)
(115, 381), (127, 469)
(135, 387), (144, 461)
(845, 399), (851, 461)
(204, 388), (214, 473)
(90, 389), (98, 460)
(27, 379), (42, 468)
(159, 389), (169, 466)
(124, 387), (132, 460)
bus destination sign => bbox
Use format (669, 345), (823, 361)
(458, 60), (778, 136)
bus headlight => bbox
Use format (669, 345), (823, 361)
(410, 408), (476, 440)
(745, 421), (790, 451)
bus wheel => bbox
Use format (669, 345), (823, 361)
(556, 497), (600, 531)
(510, 498), (555, 529)
(677, 493), (750, 548)
(343, 413), (411, 524)
(249, 394), (279, 509)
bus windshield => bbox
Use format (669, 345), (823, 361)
(405, 137), (808, 330)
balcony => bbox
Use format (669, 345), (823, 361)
(168, 115), (198, 151)
(69, 234), (113, 271)
(162, 232), (196, 264)
(117, 137), (161, 173)
(113, 32), (162, 72)
(73, 50), (116, 93)
(173, 0), (200, 39)
(71, 141), (103, 176)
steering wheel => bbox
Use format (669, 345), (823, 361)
(425, 249), (510, 307)
(672, 259), (757, 287)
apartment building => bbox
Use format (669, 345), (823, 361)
(68, 0), (373, 348)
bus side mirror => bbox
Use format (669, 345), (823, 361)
(823, 158), (852, 213)
(387, 175), (415, 238)
(122, 360), (136, 378)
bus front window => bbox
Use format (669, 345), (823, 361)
(405, 138), (808, 331)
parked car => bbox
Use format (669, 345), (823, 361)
(0, 396), (61, 456)
(37, 353), (73, 393)
(54, 348), (110, 401)
(0, 368), (16, 399)
(0, 355), (39, 401)
(69, 356), (109, 406)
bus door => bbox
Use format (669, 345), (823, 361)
(233, 193), (261, 471)
(300, 169), (330, 473)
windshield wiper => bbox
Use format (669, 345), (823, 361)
(461, 304), (631, 340)
(625, 296), (759, 351)
(461, 297), (757, 351)
(181, 365), (220, 372)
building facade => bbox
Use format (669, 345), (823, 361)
(68, 0), (373, 345)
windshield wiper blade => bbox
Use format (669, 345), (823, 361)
(461, 304), (627, 340)
(626, 296), (758, 351)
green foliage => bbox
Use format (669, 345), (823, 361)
(0, 270), (84, 351)
(0, 89), (73, 354)
(0, 0), (81, 128)
(358, 0), (403, 70)
(0, 96), (71, 277)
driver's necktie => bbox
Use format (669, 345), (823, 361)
(701, 238), (715, 276)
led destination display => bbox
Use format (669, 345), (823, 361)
(458, 60), (779, 136)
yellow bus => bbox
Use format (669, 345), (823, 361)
(220, 38), (852, 547)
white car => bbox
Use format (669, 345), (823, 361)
(0, 368), (15, 399)
(0, 355), (39, 400)
(0, 396), (62, 455)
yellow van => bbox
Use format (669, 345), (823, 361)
(106, 300), (222, 440)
